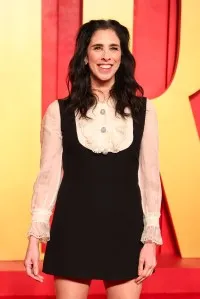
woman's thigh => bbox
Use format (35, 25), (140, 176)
(54, 276), (92, 299)
(104, 279), (142, 299)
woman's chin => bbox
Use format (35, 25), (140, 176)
(93, 74), (115, 83)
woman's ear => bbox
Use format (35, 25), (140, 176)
(84, 57), (88, 65)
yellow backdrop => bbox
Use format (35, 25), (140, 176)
(0, 2), (41, 259)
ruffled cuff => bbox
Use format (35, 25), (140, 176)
(27, 222), (50, 243)
(141, 213), (163, 245)
(141, 225), (163, 245)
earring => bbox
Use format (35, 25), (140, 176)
(84, 58), (88, 65)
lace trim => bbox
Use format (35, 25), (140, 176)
(141, 225), (163, 245)
(27, 222), (50, 243)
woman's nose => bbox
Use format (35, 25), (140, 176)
(102, 50), (111, 60)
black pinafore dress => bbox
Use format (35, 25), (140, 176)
(43, 98), (147, 280)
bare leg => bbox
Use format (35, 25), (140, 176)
(104, 279), (142, 299)
(55, 276), (92, 299)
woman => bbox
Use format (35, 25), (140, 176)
(24, 19), (163, 299)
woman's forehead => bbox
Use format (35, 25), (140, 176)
(90, 29), (120, 45)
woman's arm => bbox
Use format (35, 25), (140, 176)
(27, 100), (63, 243)
(138, 99), (163, 245)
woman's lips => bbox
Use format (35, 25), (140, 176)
(97, 64), (113, 72)
(99, 64), (112, 69)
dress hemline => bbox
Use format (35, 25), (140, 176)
(42, 269), (139, 281)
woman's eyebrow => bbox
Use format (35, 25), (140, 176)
(109, 43), (120, 47)
(91, 43), (103, 47)
(91, 43), (120, 47)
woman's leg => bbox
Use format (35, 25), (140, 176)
(55, 276), (92, 299)
(104, 279), (142, 299)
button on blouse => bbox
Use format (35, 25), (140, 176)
(100, 108), (106, 115)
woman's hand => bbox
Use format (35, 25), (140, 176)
(135, 242), (157, 284)
(24, 236), (44, 282)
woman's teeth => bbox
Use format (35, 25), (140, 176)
(99, 65), (112, 69)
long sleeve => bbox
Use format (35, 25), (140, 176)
(27, 100), (63, 243)
(138, 99), (163, 245)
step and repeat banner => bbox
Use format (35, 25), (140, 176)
(0, 0), (200, 260)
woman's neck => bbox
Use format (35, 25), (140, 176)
(91, 76), (114, 103)
(91, 75), (114, 90)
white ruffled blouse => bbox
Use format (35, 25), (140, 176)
(27, 99), (163, 245)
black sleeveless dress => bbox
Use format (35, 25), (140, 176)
(43, 98), (147, 280)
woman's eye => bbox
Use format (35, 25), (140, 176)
(110, 47), (119, 51)
(93, 46), (119, 51)
(94, 46), (102, 50)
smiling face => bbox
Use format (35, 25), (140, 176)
(86, 29), (122, 86)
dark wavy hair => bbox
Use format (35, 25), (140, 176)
(66, 19), (144, 118)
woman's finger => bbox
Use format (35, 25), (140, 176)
(138, 258), (145, 275)
(26, 268), (44, 282)
(25, 260), (44, 282)
(33, 260), (39, 276)
(26, 265), (38, 280)
(146, 267), (154, 277)
(32, 260), (44, 282)
(38, 274), (44, 281)
(136, 263), (153, 284)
